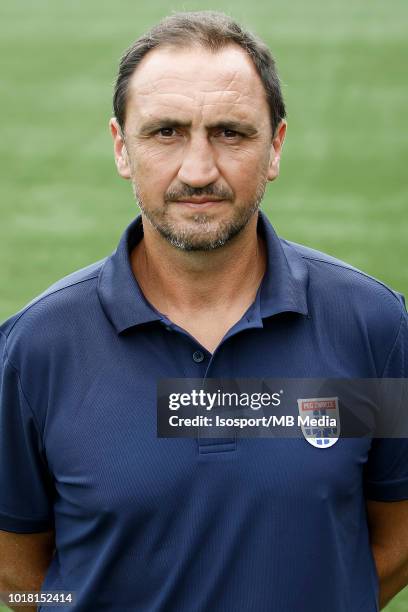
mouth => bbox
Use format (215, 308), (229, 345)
(172, 199), (226, 209)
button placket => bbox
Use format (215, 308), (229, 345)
(197, 346), (237, 453)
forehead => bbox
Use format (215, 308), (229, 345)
(125, 45), (270, 127)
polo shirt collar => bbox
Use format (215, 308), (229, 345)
(257, 211), (309, 319)
(98, 216), (162, 333)
(98, 211), (309, 334)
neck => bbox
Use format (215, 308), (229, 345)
(130, 212), (266, 315)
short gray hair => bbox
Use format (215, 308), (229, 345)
(113, 11), (286, 135)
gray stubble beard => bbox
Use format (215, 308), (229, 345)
(132, 180), (267, 252)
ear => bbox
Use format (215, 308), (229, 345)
(267, 120), (287, 182)
(109, 117), (131, 179)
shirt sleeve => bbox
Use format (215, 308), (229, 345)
(364, 302), (408, 501)
(0, 332), (54, 532)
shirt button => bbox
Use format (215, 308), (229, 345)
(192, 350), (205, 363)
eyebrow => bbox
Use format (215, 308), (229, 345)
(137, 118), (259, 137)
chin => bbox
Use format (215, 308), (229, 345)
(161, 220), (248, 252)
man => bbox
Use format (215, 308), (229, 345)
(0, 11), (407, 612)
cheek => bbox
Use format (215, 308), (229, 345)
(217, 149), (270, 193)
(130, 146), (179, 194)
(132, 144), (178, 170)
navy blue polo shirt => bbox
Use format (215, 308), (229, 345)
(1, 211), (407, 612)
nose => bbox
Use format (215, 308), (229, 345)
(177, 135), (220, 187)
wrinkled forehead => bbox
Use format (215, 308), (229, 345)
(125, 44), (270, 124)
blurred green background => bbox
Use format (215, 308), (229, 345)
(0, 0), (407, 610)
(1, 0), (407, 321)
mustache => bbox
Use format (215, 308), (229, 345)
(165, 185), (233, 202)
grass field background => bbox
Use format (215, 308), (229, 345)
(0, 0), (407, 610)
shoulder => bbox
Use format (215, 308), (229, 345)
(282, 239), (407, 375)
(0, 258), (108, 363)
(284, 238), (406, 314)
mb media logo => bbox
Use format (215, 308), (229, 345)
(297, 397), (340, 449)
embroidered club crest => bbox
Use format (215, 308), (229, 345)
(297, 397), (340, 448)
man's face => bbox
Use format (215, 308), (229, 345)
(111, 44), (286, 251)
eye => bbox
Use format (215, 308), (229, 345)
(223, 129), (239, 138)
(218, 128), (243, 141)
(157, 127), (176, 138)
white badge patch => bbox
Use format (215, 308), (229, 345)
(297, 397), (340, 448)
